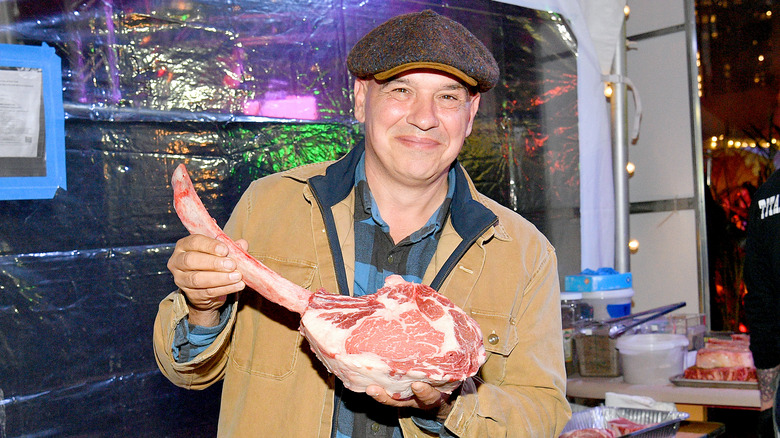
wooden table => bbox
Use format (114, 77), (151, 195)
(566, 376), (760, 421)
(676, 421), (726, 437)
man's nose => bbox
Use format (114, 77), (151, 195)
(406, 96), (440, 131)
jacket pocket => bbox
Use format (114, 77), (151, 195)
(229, 255), (317, 378)
(470, 310), (518, 356)
(469, 310), (518, 383)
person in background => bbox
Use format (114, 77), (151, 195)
(154, 9), (570, 437)
(744, 168), (780, 438)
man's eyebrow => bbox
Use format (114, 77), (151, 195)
(381, 77), (468, 92)
(381, 77), (411, 88)
(441, 83), (468, 92)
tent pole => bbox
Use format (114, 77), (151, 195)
(612, 15), (630, 273)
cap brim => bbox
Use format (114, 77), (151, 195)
(373, 62), (478, 88)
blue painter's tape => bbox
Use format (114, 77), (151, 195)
(0, 43), (65, 200)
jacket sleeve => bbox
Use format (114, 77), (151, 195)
(152, 182), (254, 389)
(153, 289), (237, 389)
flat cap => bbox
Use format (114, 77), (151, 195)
(347, 10), (499, 92)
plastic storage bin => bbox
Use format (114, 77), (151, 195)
(616, 334), (689, 384)
(574, 327), (621, 377)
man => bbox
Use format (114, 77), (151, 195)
(154, 10), (570, 437)
(744, 168), (780, 438)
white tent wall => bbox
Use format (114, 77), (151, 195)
(624, 0), (708, 317)
(502, 0), (708, 318)
(498, 0), (624, 272)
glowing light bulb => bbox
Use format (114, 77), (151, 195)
(626, 162), (635, 177)
(628, 239), (639, 254)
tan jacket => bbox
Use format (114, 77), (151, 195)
(154, 149), (571, 437)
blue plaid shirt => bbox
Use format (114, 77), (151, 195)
(332, 154), (455, 438)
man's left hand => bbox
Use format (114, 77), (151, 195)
(365, 382), (456, 422)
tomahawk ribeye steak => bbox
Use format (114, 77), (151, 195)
(171, 164), (486, 398)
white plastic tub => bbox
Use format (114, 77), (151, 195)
(616, 334), (689, 385)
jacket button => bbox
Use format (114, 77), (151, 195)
(387, 254), (394, 264)
(488, 333), (499, 345)
(370, 422), (381, 432)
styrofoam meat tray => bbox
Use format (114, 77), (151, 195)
(561, 406), (690, 437)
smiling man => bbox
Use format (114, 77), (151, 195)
(155, 9), (570, 437)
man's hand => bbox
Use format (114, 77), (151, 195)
(167, 234), (247, 326)
(365, 382), (458, 422)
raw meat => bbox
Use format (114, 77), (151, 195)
(171, 164), (486, 399)
(683, 365), (757, 382)
(683, 334), (756, 382)
(694, 344), (754, 369)
(607, 417), (648, 434)
(560, 416), (651, 437)
(559, 428), (616, 438)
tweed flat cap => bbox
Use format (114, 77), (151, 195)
(347, 10), (499, 92)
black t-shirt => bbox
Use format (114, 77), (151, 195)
(744, 169), (780, 369)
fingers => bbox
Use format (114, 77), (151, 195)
(167, 234), (246, 310)
(410, 382), (446, 406)
(366, 385), (406, 406)
(365, 383), (446, 410)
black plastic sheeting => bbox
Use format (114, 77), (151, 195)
(0, 0), (580, 436)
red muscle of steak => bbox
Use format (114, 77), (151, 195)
(683, 365), (757, 382)
(171, 164), (487, 399)
(302, 276), (484, 397)
(607, 417), (648, 435)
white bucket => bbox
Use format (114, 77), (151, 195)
(581, 287), (633, 320)
(616, 334), (689, 384)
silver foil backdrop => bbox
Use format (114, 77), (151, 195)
(0, 1), (579, 436)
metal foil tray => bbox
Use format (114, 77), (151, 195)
(560, 406), (690, 437)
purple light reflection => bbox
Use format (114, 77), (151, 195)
(244, 95), (318, 120)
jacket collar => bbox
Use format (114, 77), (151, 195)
(307, 141), (498, 239)
(304, 141), (500, 293)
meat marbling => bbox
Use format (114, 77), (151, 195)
(171, 164), (486, 399)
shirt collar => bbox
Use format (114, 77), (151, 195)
(354, 152), (454, 243)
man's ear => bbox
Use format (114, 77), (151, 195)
(353, 78), (368, 123)
(465, 93), (481, 137)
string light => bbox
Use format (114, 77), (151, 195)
(628, 239), (639, 254)
(708, 136), (779, 150)
(626, 162), (635, 177)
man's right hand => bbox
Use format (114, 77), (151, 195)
(167, 234), (247, 326)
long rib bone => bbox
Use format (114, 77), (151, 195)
(171, 163), (312, 314)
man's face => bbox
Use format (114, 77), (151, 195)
(353, 70), (481, 189)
